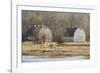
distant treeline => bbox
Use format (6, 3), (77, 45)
(22, 10), (90, 42)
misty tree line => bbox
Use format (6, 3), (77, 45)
(22, 10), (90, 43)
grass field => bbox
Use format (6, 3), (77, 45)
(22, 41), (90, 57)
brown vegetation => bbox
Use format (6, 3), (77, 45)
(22, 42), (90, 57)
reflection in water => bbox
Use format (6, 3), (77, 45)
(22, 55), (89, 62)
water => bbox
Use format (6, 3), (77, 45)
(22, 55), (89, 62)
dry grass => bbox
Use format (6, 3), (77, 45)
(22, 41), (90, 57)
